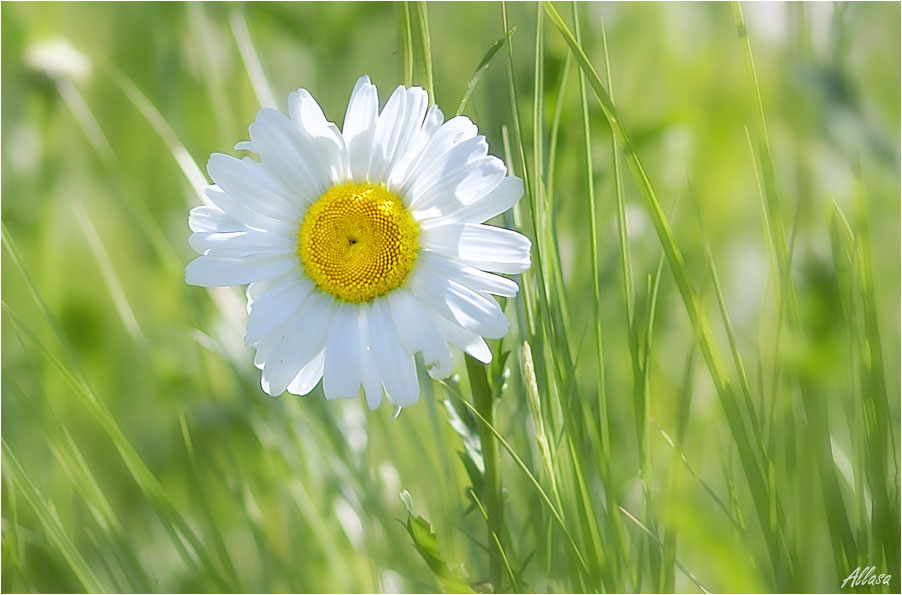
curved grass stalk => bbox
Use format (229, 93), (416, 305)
(455, 32), (508, 117)
(103, 63), (208, 203)
(444, 383), (590, 576)
(55, 78), (189, 282)
(187, 3), (236, 143)
(618, 505), (712, 594)
(4, 370), (151, 591)
(0, 254), (232, 593)
(230, 9), (277, 109)
(2, 439), (105, 593)
(73, 203), (144, 343)
(468, 489), (519, 592)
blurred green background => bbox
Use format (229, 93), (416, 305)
(2, 2), (899, 593)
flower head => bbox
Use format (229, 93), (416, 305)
(186, 75), (530, 408)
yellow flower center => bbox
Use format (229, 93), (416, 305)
(299, 183), (419, 303)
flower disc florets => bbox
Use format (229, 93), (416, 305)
(299, 183), (419, 303)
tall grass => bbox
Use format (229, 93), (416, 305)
(2, 2), (899, 593)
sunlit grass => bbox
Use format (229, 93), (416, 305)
(2, 2), (899, 593)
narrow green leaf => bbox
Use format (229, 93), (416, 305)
(444, 381), (590, 574)
(3, 439), (105, 593)
(411, 2), (434, 101)
(399, 2), (415, 87)
(455, 32), (509, 116)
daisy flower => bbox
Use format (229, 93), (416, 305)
(186, 75), (530, 409)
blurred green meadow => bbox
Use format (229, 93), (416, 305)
(2, 1), (899, 593)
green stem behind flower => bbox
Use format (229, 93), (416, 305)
(465, 355), (503, 590)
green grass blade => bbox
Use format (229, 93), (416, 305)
(229, 9), (277, 108)
(398, 2), (414, 87)
(55, 78), (188, 279)
(465, 356), (504, 588)
(575, 3), (609, 462)
(853, 173), (900, 581)
(501, 1), (531, 192)
(468, 488), (519, 592)
(4, 369), (151, 591)
(1, 297), (232, 591)
(541, 1), (788, 581)
(618, 505), (712, 594)
(2, 439), (105, 593)
(545, 47), (570, 200)
(455, 32), (508, 116)
(73, 202), (144, 343)
(444, 381), (590, 575)
(179, 416), (243, 590)
(734, 3), (862, 582)
(411, 2), (434, 101)
(104, 63), (208, 202)
(187, 3), (236, 143)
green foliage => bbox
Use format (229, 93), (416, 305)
(2, 2), (899, 593)
(400, 491), (474, 594)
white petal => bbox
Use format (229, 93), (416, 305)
(418, 251), (519, 298)
(406, 136), (489, 209)
(260, 292), (334, 396)
(287, 88), (349, 184)
(185, 254), (298, 287)
(386, 288), (453, 380)
(371, 86), (428, 182)
(410, 156), (506, 216)
(433, 315), (492, 364)
(287, 350), (325, 396)
(248, 108), (331, 200)
(245, 277), (314, 345)
(408, 268), (510, 339)
(207, 153), (302, 221)
(421, 223), (532, 274)
(369, 299), (419, 406)
(188, 204), (243, 233)
(358, 305), (384, 409)
(367, 85), (406, 181)
(342, 75), (379, 182)
(419, 176), (524, 228)
(246, 270), (300, 307)
(385, 104), (444, 191)
(188, 229), (295, 259)
(399, 115), (479, 195)
(323, 303), (363, 400)
(203, 185), (297, 234)
(253, 338), (271, 370)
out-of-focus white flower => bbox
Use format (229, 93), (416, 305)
(380, 569), (405, 594)
(6, 125), (42, 174)
(742, 2), (834, 50)
(342, 402), (367, 454)
(378, 462), (401, 500)
(333, 497), (364, 548)
(25, 38), (91, 82)
(625, 204), (649, 238)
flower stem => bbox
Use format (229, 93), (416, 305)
(465, 354), (503, 589)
